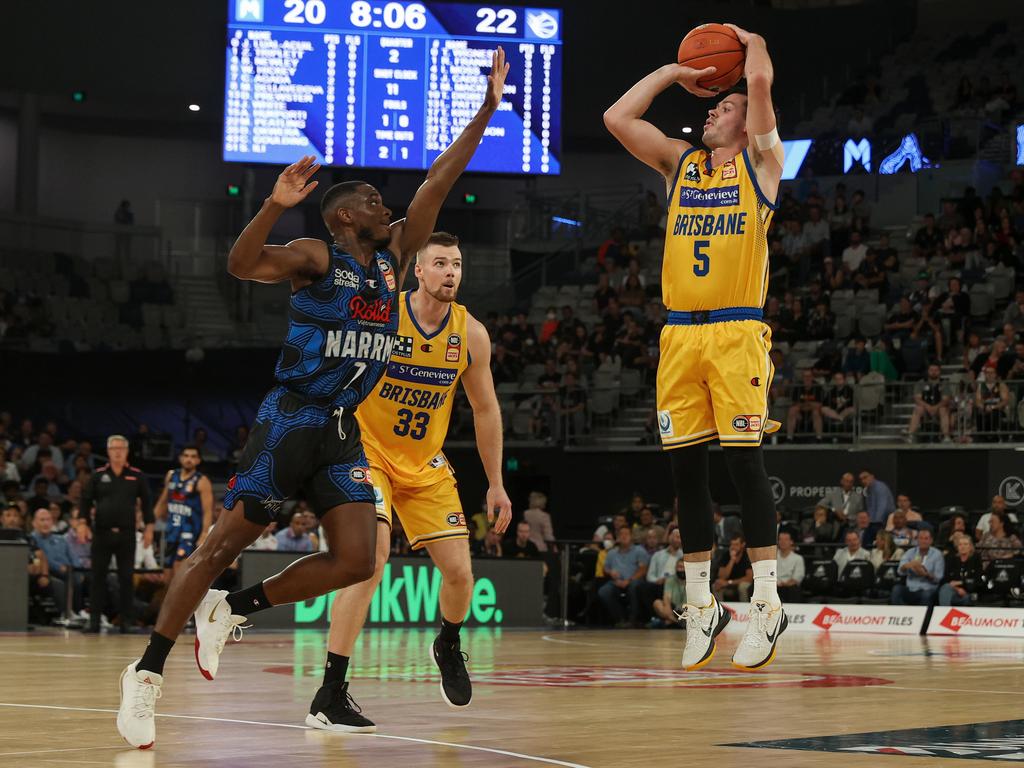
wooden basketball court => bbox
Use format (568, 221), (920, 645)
(0, 627), (1022, 767)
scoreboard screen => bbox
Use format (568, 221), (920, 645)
(224, 0), (563, 175)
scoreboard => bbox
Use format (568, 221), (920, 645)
(224, 0), (563, 174)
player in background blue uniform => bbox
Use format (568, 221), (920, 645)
(116, 47), (510, 751)
(153, 446), (213, 580)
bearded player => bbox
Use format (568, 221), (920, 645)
(306, 231), (512, 732)
(604, 24), (786, 670)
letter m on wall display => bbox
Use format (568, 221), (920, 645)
(236, 0), (263, 22)
(844, 138), (871, 173)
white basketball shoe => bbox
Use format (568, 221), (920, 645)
(116, 661), (162, 749)
(193, 589), (248, 680)
(732, 599), (787, 670)
(678, 596), (731, 670)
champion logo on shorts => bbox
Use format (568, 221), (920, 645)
(349, 467), (373, 484)
(750, 377), (761, 387)
(732, 415), (762, 432)
(446, 513), (466, 527)
(657, 410), (673, 437)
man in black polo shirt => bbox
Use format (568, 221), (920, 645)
(82, 435), (153, 633)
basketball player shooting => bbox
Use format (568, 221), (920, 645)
(115, 47), (509, 750)
(604, 24), (786, 670)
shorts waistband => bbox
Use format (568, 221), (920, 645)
(666, 307), (763, 325)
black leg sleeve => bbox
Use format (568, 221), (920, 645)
(669, 443), (715, 555)
(722, 446), (777, 549)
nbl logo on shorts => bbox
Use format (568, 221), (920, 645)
(349, 467), (373, 484)
(732, 415), (762, 432)
(657, 410), (673, 438)
(446, 513), (466, 527)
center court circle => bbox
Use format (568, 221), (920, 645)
(264, 664), (891, 689)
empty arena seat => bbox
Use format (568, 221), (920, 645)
(987, 559), (1021, 598)
(839, 560), (875, 597)
(804, 559), (838, 597)
(874, 561), (901, 593)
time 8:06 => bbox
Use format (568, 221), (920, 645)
(347, 3), (518, 34)
(349, 2), (428, 29)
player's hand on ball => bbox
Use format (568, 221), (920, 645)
(271, 155), (321, 208)
(487, 485), (513, 534)
(671, 65), (719, 98)
(483, 46), (510, 111)
(722, 23), (753, 45)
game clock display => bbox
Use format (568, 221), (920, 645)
(224, 0), (562, 175)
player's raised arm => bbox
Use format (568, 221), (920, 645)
(603, 64), (716, 180)
(726, 24), (783, 201)
(227, 156), (329, 288)
(391, 47), (510, 279)
(461, 314), (512, 534)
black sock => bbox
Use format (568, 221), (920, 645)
(323, 652), (349, 687)
(137, 632), (175, 676)
(226, 582), (272, 615)
(440, 618), (463, 644)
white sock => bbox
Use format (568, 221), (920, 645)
(752, 559), (780, 606)
(683, 560), (713, 607)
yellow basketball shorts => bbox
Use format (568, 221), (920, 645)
(656, 319), (774, 449)
(371, 465), (468, 550)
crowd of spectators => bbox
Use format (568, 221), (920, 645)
(481, 167), (1024, 445)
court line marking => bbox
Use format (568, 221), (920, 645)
(875, 686), (1024, 697)
(0, 702), (593, 767)
(540, 635), (608, 647)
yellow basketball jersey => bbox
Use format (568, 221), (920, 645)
(357, 290), (470, 488)
(662, 148), (776, 312)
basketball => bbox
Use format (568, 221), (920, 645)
(677, 23), (745, 92)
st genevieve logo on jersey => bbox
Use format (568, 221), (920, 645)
(377, 258), (396, 291)
(348, 295), (392, 324)
(732, 414), (762, 432)
(348, 467), (373, 484)
(727, 719), (1024, 762)
(446, 332), (462, 362)
(657, 410), (673, 437)
(387, 362), (459, 388)
(391, 335), (413, 359)
(678, 185), (740, 208)
(446, 512), (466, 527)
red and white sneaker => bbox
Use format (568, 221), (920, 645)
(116, 661), (162, 749)
(193, 589), (248, 680)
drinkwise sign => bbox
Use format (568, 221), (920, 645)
(240, 552), (546, 629)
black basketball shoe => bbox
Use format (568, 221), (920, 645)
(305, 681), (377, 733)
(431, 636), (472, 707)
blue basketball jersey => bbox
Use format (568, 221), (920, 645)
(166, 469), (205, 539)
(274, 245), (401, 409)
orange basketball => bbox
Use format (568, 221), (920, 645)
(677, 23), (745, 93)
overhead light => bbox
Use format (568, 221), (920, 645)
(682, 126), (693, 134)
(188, 104), (201, 112)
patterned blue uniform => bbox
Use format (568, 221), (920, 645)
(225, 245), (401, 523)
(164, 469), (205, 568)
